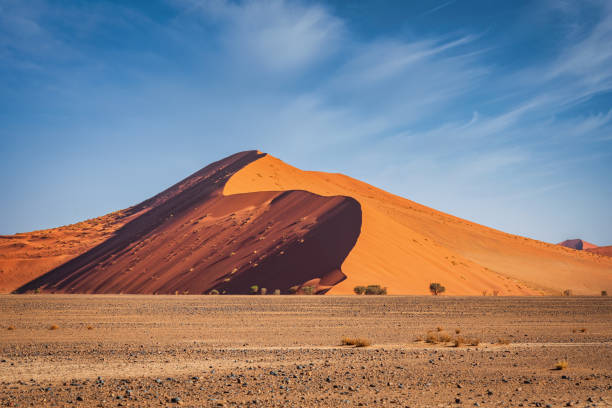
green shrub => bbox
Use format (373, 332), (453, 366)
(250, 285), (259, 294)
(260, 287), (267, 295)
(429, 282), (445, 295)
(302, 285), (315, 295)
(365, 285), (387, 295)
(353, 286), (366, 295)
(288, 285), (299, 294)
(209, 289), (219, 295)
(602, 290), (608, 296)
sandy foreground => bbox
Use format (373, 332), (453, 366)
(1, 295), (611, 407)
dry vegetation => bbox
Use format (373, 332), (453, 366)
(341, 337), (371, 347)
(421, 329), (480, 347)
(554, 359), (569, 370)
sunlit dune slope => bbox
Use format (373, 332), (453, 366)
(0, 210), (135, 293)
(16, 151), (361, 294)
(224, 154), (612, 295)
(587, 246), (612, 257)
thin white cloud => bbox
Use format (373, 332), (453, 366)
(419, 0), (456, 17)
(177, 0), (344, 72)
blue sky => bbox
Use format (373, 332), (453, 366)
(1, 0), (611, 245)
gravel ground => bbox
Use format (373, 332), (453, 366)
(1, 295), (611, 407)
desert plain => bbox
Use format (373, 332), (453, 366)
(1, 295), (611, 407)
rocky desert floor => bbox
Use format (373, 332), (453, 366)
(1, 295), (611, 407)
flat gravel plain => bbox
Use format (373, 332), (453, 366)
(1, 295), (611, 407)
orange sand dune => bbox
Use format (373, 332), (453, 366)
(16, 151), (361, 295)
(0, 210), (137, 293)
(225, 154), (612, 295)
(587, 246), (612, 257)
(2, 150), (611, 295)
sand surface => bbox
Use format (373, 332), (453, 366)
(1, 295), (611, 407)
(225, 154), (612, 295)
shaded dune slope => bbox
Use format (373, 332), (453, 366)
(225, 155), (612, 295)
(16, 151), (361, 294)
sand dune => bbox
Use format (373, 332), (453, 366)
(225, 154), (612, 295)
(16, 151), (360, 294)
(2, 150), (611, 295)
(587, 246), (612, 257)
(0, 210), (135, 293)
(559, 239), (598, 250)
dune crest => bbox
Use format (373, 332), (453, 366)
(224, 154), (612, 295)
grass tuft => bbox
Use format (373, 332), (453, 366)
(341, 337), (371, 347)
(496, 338), (511, 345)
(453, 336), (465, 347)
(425, 332), (439, 344)
(468, 338), (480, 346)
(554, 359), (568, 370)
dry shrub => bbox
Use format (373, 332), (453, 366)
(341, 337), (371, 347)
(49, 325), (59, 330)
(453, 336), (465, 347)
(425, 332), (439, 344)
(7, 326), (15, 331)
(468, 338), (480, 346)
(414, 334), (424, 342)
(436, 326), (443, 332)
(554, 359), (568, 370)
(455, 328), (461, 334)
(497, 338), (511, 345)
(354, 338), (371, 347)
(438, 332), (452, 343)
(572, 327), (587, 333)
(87, 326), (93, 330)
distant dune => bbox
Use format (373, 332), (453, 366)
(1, 151), (611, 295)
(586, 246), (612, 257)
(558, 239), (598, 250)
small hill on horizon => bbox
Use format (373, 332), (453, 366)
(558, 239), (598, 251)
(1, 150), (611, 295)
